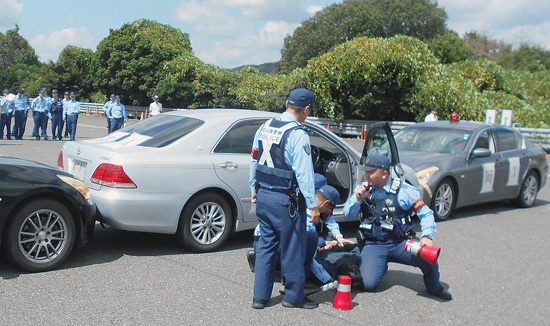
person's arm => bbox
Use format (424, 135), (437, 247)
(343, 183), (368, 221)
(399, 184), (436, 245)
(249, 126), (263, 203)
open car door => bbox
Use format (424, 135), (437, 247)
(360, 122), (402, 176)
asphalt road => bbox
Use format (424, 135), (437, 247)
(1, 115), (549, 325)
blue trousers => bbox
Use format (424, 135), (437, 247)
(1, 114), (12, 139)
(13, 110), (26, 139)
(51, 112), (64, 139)
(109, 118), (124, 133)
(32, 111), (48, 139)
(360, 239), (442, 295)
(66, 114), (78, 141)
(304, 229), (320, 278)
(254, 188), (306, 304)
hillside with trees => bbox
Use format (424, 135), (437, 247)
(1, 1), (549, 127)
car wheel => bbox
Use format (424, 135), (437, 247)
(512, 171), (539, 208)
(4, 199), (76, 272)
(431, 179), (455, 221)
(177, 193), (233, 252)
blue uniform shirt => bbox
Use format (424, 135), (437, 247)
(32, 96), (51, 116)
(249, 111), (317, 209)
(343, 178), (436, 239)
(103, 100), (115, 114)
(1, 96), (13, 114)
(13, 95), (29, 111)
(63, 100), (81, 118)
(108, 102), (126, 119)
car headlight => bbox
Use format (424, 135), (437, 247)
(57, 175), (94, 204)
(415, 167), (439, 198)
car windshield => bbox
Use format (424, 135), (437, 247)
(119, 115), (204, 148)
(394, 127), (473, 154)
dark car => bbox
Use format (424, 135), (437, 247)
(0, 157), (96, 272)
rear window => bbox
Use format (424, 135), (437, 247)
(120, 115), (204, 148)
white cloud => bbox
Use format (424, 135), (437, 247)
(174, 0), (242, 36)
(259, 20), (299, 46)
(306, 5), (325, 15)
(0, 0), (23, 28)
(31, 27), (95, 62)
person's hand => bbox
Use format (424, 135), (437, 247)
(309, 207), (320, 224)
(355, 183), (372, 202)
(251, 195), (257, 204)
(336, 237), (354, 247)
(420, 237), (434, 247)
(323, 240), (338, 250)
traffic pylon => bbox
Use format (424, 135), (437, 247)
(327, 123), (331, 131)
(332, 275), (353, 310)
(140, 112), (144, 120)
(404, 240), (441, 266)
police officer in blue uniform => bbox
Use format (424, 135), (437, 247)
(50, 89), (64, 140)
(249, 88), (320, 309)
(106, 95), (126, 133)
(31, 88), (51, 140)
(12, 89), (29, 139)
(63, 92), (80, 141)
(103, 94), (115, 132)
(1, 89), (14, 139)
(343, 154), (452, 300)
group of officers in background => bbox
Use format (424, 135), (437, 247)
(1, 88), (80, 141)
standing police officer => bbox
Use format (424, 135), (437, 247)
(12, 89), (29, 139)
(50, 89), (64, 140)
(249, 88), (320, 309)
(31, 88), (51, 140)
(63, 92), (80, 141)
(103, 94), (115, 131)
(62, 91), (70, 138)
(343, 154), (452, 300)
(1, 89), (14, 139)
(106, 95), (126, 133)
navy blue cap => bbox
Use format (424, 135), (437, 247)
(362, 154), (391, 172)
(288, 88), (314, 107)
(314, 173), (327, 190)
(19, 89), (26, 93)
(52, 89), (58, 94)
(110, 94), (115, 98)
(39, 88), (46, 94)
(154, 95), (159, 99)
(70, 91), (76, 97)
(319, 185), (340, 205)
(64, 91), (69, 96)
(115, 95), (121, 100)
(3, 89), (9, 94)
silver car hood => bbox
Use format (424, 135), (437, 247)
(398, 150), (454, 171)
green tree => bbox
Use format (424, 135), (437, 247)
(428, 31), (474, 64)
(278, 0), (448, 73)
(498, 44), (550, 72)
(92, 19), (192, 105)
(40, 46), (94, 100)
(0, 25), (41, 93)
(463, 31), (508, 62)
(304, 35), (440, 121)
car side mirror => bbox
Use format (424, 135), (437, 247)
(471, 148), (492, 158)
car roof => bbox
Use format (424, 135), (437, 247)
(164, 108), (280, 121)
(409, 120), (515, 132)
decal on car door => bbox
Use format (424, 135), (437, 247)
(506, 157), (520, 187)
(481, 162), (495, 194)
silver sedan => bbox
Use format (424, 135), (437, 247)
(58, 109), (363, 252)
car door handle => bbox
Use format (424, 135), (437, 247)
(220, 162), (239, 169)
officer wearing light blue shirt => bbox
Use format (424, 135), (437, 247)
(103, 94), (115, 132)
(107, 95), (126, 133)
(63, 92), (80, 141)
(1, 89), (14, 139)
(31, 88), (51, 140)
(343, 154), (452, 300)
(249, 88), (320, 310)
(12, 89), (29, 139)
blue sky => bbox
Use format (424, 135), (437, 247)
(1, 0), (549, 68)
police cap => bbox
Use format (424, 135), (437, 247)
(319, 185), (341, 206)
(287, 88), (314, 108)
(362, 154), (391, 172)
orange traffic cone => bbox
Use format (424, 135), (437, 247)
(332, 275), (353, 310)
(327, 123), (331, 131)
(140, 112), (144, 120)
(404, 240), (441, 266)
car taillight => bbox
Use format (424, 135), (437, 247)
(90, 163), (137, 189)
(57, 152), (64, 169)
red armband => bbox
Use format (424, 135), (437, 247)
(251, 148), (259, 160)
(412, 199), (426, 212)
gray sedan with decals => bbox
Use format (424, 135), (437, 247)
(388, 121), (548, 220)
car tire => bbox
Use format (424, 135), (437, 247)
(4, 199), (76, 272)
(512, 170), (539, 208)
(431, 179), (455, 221)
(177, 193), (233, 252)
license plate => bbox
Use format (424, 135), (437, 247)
(71, 160), (87, 181)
